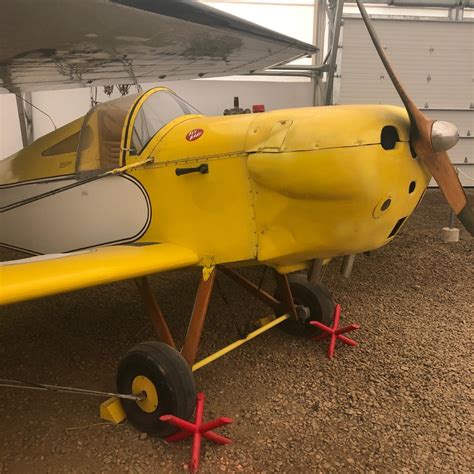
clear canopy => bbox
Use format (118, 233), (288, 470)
(131, 90), (200, 155)
(76, 89), (200, 173)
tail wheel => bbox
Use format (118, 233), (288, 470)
(277, 274), (335, 337)
(117, 341), (196, 435)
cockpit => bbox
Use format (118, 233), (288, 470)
(76, 87), (200, 173)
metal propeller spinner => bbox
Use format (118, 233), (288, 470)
(355, 0), (474, 236)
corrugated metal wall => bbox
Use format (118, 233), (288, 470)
(337, 17), (473, 186)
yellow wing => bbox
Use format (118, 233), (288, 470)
(0, 244), (199, 305)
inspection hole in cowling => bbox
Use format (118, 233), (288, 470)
(381, 126), (400, 150)
(381, 199), (392, 211)
(409, 181), (416, 194)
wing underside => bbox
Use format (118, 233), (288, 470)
(0, 243), (199, 305)
(0, 0), (317, 93)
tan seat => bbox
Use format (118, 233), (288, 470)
(97, 108), (128, 170)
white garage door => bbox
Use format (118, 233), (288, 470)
(337, 17), (473, 187)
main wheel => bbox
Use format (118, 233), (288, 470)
(276, 274), (335, 337)
(117, 341), (196, 436)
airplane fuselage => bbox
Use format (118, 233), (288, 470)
(0, 90), (430, 273)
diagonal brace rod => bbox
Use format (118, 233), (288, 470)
(274, 271), (298, 320)
(218, 266), (282, 311)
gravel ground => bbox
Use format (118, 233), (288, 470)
(0, 189), (472, 473)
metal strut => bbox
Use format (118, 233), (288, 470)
(192, 314), (289, 372)
(0, 379), (143, 401)
(15, 92), (34, 147)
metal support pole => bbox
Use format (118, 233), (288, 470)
(15, 92), (34, 147)
(135, 277), (176, 348)
(448, 167), (458, 229)
(308, 259), (325, 284)
(353, 0), (471, 7)
(341, 254), (356, 279)
(449, 208), (455, 229)
(325, 0), (345, 105)
(181, 270), (216, 366)
(313, 0), (327, 106)
(326, 0), (337, 32)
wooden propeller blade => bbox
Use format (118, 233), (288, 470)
(457, 199), (474, 236)
(354, 0), (416, 118)
(355, 0), (473, 236)
(425, 150), (472, 234)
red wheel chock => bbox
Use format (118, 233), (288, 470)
(160, 392), (233, 472)
(310, 304), (360, 359)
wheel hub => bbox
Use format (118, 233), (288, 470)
(132, 375), (159, 413)
(295, 304), (311, 323)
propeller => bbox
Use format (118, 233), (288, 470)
(355, 0), (473, 236)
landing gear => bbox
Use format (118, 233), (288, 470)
(117, 341), (196, 435)
(277, 274), (335, 336)
(120, 268), (334, 434)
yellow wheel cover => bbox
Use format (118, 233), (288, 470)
(131, 375), (159, 413)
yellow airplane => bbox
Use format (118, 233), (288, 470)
(0, 0), (472, 435)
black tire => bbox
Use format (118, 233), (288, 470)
(117, 341), (196, 436)
(277, 274), (335, 337)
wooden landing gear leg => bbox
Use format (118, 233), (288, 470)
(135, 277), (176, 348)
(135, 272), (217, 366)
(274, 271), (298, 320)
(136, 269), (299, 360)
(125, 268), (299, 437)
(218, 267), (281, 312)
(181, 270), (217, 367)
(122, 271), (217, 436)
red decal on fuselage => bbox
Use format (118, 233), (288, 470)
(186, 129), (204, 141)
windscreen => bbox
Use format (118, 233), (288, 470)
(131, 91), (200, 154)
